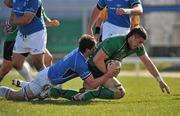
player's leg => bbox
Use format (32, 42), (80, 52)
(31, 53), (45, 71)
(12, 31), (31, 79)
(73, 78), (125, 101)
(48, 88), (78, 100)
(12, 79), (30, 87)
(0, 41), (14, 82)
(2, 40), (32, 82)
(44, 48), (53, 67)
(102, 77), (125, 99)
(30, 30), (47, 71)
(0, 68), (53, 101)
(0, 85), (35, 101)
(0, 60), (13, 82)
(17, 61), (33, 82)
(12, 53), (26, 73)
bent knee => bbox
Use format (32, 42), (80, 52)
(113, 87), (126, 99)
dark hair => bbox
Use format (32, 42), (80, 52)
(127, 26), (147, 40)
(79, 34), (95, 53)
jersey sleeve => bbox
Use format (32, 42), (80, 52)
(99, 7), (107, 21)
(131, 16), (140, 27)
(97, 0), (106, 9)
(25, 0), (40, 14)
(130, 0), (142, 7)
(75, 58), (91, 80)
(135, 44), (146, 56)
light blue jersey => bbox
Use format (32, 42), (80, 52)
(12, 0), (45, 35)
(97, 0), (141, 28)
(48, 49), (91, 85)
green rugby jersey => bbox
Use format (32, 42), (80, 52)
(88, 35), (146, 73)
(5, 27), (18, 42)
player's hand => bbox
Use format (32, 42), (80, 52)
(87, 28), (94, 37)
(159, 81), (170, 94)
(116, 8), (126, 15)
(116, 8), (131, 15)
(46, 19), (60, 27)
(94, 34), (100, 43)
(4, 20), (17, 33)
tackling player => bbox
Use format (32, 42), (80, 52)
(0, 34), (119, 101)
(49, 26), (170, 101)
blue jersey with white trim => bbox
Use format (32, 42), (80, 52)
(48, 48), (91, 85)
(97, 0), (141, 28)
(12, 0), (45, 35)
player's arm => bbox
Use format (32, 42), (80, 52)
(116, 4), (143, 15)
(10, 0), (40, 26)
(87, 4), (104, 37)
(84, 63), (118, 89)
(94, 17), (103, 43)
(131, 15), (140, 28)
(138, 53), (170, 94)
(10, 12), (35, 26)
(93, 49), (109, 73)
(42, 7), (60, 27)
(94, 8), (107, 42)
(4, 0), (12, 8)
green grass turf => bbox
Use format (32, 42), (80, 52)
(0, 71), (179, 116)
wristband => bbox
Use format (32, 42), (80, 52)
(126, 9), (132, 14)
(95, 27), (100, 34)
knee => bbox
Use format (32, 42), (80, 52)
(0, 66), (11, 76)
(13, 61), (23, 70)
(32, 60), (45, 71)
(114, 86), (126, 99)
(44, 53), (53, 66)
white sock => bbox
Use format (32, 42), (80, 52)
(17, 61), (33, 82)
(0, 86), (13, 99)
(19, 80), (30, 88)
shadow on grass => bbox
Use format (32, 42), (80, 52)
(171, 94), (180, 100)
(30, 99), (92, 106)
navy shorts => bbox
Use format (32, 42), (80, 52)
(3, 41), (15, 61)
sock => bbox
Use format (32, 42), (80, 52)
(80, 87), (114, 101)
(19, 80), (30, 88)
(17, 61), (33, 82)
(50, 88), (78, 100)
(0, 86), (13, 99)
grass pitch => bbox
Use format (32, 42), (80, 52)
(0, 71), (179, 116)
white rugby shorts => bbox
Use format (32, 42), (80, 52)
(102, 21), (130, 41)
(13, 29), (47, 55)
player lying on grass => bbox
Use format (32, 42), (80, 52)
(0, 34), (119, 101)
(47, 26), (170, 101)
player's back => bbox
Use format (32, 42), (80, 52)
(48, 48), (87, 85)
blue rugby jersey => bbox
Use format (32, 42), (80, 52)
(48, 48), (91, 85)
(97, 0), (141, 28)
(12, 0), (45, 35)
